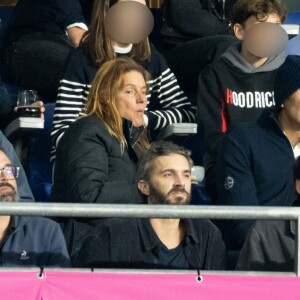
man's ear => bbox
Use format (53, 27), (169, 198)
(233, 23), (245, 41)
(296, 179), (300, 195)
(138, 180), (150, 196)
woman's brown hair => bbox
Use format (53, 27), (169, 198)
(85, 56), (150, 151)
(81, 0), (151, 66)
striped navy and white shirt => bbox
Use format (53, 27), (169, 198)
(51, 43), (196, 163)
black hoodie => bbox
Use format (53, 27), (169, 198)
(197, 42), (286, 199)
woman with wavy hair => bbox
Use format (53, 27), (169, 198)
(51, 56), (149, 257)
(51, 56), (149, 204)
(51, 0), (196, 165)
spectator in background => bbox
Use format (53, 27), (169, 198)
(75, 141), (226, 270)
(161, 0), (234, 42)
(50, 0), (196, 166)
(3, 0), (93, 100)
(0, 148), (70, 267)
(0, 132), (34, 202)
(236, 156), (300, 272)
(161, 0), (237, 99)
(198, 0), (287, 201)
(51, 57), (149, 258)
(216, 55), (300, 250)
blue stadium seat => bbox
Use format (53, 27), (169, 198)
(26, 103), (55, 202)
(285, 34), (300, 55)
(284, 12), (300, 55)
(284, 11), (300, 25)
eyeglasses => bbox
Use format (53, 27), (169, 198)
(0, 165), (20, 179)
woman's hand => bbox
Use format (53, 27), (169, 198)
(14, 100), (45, 119)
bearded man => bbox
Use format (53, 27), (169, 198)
(75, 141), (226, 270)
(0, 148), (70, 267)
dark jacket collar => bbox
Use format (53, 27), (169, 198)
(1, 216), (29, 243)
(137, 218), (199, 252)
(123, 119), (147, 162)
(256, 108), (293, 147)
(257, 109), (283, 135)
(10, 215), (29, 230)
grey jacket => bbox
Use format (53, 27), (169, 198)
(1, 216), (70, 267)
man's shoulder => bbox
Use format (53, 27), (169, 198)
(251, 220), (288, 238)
(226, 109), (279, 140)
(225, 121), (257, 140)
(18, 216), (60, 230)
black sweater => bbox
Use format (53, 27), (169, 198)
(216, 109), (296, 249)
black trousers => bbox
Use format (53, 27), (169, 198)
(3, 32), (74, 102)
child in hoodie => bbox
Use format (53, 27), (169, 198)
(197, 0), (287, 201)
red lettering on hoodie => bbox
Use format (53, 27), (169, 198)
(221, 100), (227, 133)
(226, 88), (233, 104)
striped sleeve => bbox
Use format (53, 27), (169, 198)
(50, 50), (92, 163)
(51, 46), (197, 163)
(146, 47), (197, 131)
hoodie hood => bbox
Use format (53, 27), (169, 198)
(222, 42), (286, 74)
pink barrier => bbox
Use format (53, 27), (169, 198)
(1, 271), (300, 299)
(0, 271), (43, 300)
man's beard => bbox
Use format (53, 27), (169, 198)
(148, 183), (190, 205)
(0, 182), (19, 202)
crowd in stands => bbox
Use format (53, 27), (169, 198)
(0, 0), (298, 272)
(50, 0), (196, 166)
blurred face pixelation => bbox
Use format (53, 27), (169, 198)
(144, 154), (192, 205)
(105, 0), (154, 44)
(234, 13), (288, 58)
(0, 151), (18, 202)
(115, 71), (147, 122)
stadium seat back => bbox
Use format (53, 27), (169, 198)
(26, 103), (55, 202)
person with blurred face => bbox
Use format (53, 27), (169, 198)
(51, 0), (196, 166)
(216, 55), (300, 251)
(197, 0), (288, 202)
(0, 149), (70, 267)
(75, 141), (226, 270)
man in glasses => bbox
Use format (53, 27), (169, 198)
(0, 132), (34, 202)
(0, 148), (70, 267)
